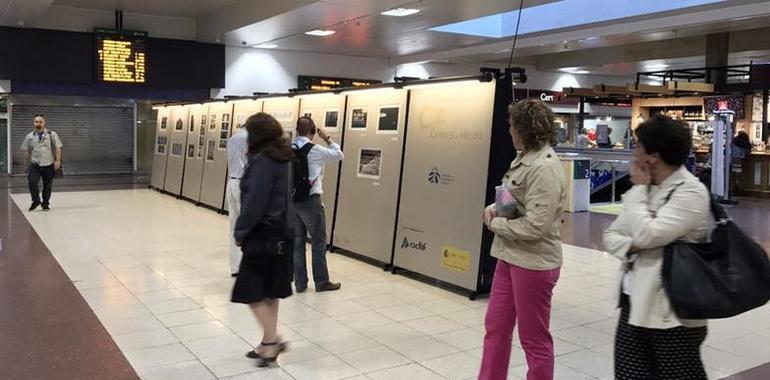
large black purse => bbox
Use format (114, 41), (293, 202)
(662, 195), (770, 319)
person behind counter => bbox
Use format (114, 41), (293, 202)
(576, 128), (597, 149)
(480, 99), (567, 380)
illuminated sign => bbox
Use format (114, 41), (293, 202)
(95, 28), (148, 84)
(298, 75), (381, 91)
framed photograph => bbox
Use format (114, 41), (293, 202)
(175, 119), (183, 131)
(222, 114), (231, 123)
(206, 140), (215, 161)
(209, 114), (217, 130)
(200, 115), (208, 131)
(189, 115), (195, 133)
(325, 110), (340, 129)
(235, 114), (244, 130)
(197, 136), (205, 158)
(351, 108), (367, 129)
(171, 143), (183, 157)
(187, 144), (195, 158)
(160, 117), (168, 130)
(377, 106), (399, 133)
(357, 148), (382, 179)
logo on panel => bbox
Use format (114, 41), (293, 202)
(401, 237), (427, 251)
(427, 167), (454, 185)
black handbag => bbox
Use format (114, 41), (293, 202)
(662, 193), (770, 319)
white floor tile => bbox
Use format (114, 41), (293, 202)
(282, 355), (360, 380)
(338, 346), (411, 373)
(420, 352), (481, 380)
(171, 321), (231, 342)
(276, 340), (332, 366)
(184, 334), (252, 360)
(336, 311), (394, 330)
(433, 328), (485, 351)
(136, 360), (215, 380)
(553, 326), (614, 349)
(199, 353), (260, 378)
(557, 349), (613, 379)
(287, 318), (352, 339)
(374, 304), (435, 322)
(115, 328), (179, 351)
(360, 323), (426, 344)
(384, 336), (460, 362)
(145, 297), (201, 315)
(403, 315), (467, 335)
(310, 331), (380, 354)
(124, 343), (195, 369)
(367, 363), (446, 380)
(157, 309), (216, 328)
(221, 367), (295, 380)
(100, 315), (165, 336)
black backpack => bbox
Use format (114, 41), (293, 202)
(291, 142), (315, 201)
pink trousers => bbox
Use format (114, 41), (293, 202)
(479, 260), (560, 380)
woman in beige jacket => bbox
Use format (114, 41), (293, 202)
(480, 100), (566, 380)
(604, 114), (711, 379)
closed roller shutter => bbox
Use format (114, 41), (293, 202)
(12, 105), (134, 175)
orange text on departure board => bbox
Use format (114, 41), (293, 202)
(97, 39), (146, 83)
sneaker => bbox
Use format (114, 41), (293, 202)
(29, 202), (40, 211)
(42, 205), (50, 211)
(316, 282), (341, 292)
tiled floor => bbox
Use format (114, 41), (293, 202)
(12, 189), (770, 380)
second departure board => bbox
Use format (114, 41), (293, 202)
(95, 28), (148, 84)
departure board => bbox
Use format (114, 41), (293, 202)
(95, 28), (148, 84)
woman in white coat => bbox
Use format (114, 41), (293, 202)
(604, 114), (712, 379)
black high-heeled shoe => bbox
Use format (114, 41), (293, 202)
(245, 341), (288, 361)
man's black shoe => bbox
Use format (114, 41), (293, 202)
(42, 205), (50, 211)
(316, 282), (341, 292)
(296, 285), (307, 293)
(29, 203), (40, 211)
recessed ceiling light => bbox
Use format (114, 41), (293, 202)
(560, 67), (590, 75)
(381, 8), (420, 17)
(254, 43), (278, 49)
(645, 63), (670, 69)
(305, 29), (336, 37)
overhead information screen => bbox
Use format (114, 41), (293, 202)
(298, 75), (380, 91)
(95, 28), (148, 84)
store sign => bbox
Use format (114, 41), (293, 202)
(514, 89), (577, 105)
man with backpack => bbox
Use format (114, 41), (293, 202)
(21, 114), (63, 211)
(291, 116), (344, 293)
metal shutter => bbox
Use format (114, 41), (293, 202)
(11, 105), (134, 175)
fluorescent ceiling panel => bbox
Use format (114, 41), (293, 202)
(429, 0), (726, 38)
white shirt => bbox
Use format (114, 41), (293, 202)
(292, 136), (344, 195)
(21, 129), (63, 167)
(227, 128), (248, 179)
(603, 166), (711, 329)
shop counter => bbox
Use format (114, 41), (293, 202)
(739, 151), (770, 197)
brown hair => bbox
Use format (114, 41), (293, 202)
(508, 99), (558, 151)
(296, 116), (316, 137)
(245, 113), (294, 162)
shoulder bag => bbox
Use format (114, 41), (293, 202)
(662, 189), (770, 319)
(47, 131), (64, 177)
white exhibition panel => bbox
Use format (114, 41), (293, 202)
(199, 102), (234, 210)
(392, 80), (496, 291)
(163, 105), (191, 195)
(181, 103), (210, 202)
(297, 93), (347, 245)
(224, 99), (263, 212)
(150, 107), (172, 189)
(333, 88), (408, 264)
(262, 96), (300, 138)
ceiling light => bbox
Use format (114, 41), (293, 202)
(560, 67), (590, 75)
(305, 29), (336, 37)
(381, 8), (420, 17)
(254, 43), (278, 49)
(645, 63), (670, 70)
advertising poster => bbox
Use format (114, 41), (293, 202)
(357, 148), (382, 179)
(325, 110), (339, 128)
(351, 108), (367, 129)
(206, 140), (215, 161)
(378, 107), (399, 132)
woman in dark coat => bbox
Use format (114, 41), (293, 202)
(231, 112), (294, 367)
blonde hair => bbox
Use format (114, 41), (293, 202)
(508, 99), (558, 151)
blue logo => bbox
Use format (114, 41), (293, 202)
(428, 167), (441, 184)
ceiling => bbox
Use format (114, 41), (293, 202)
(3, 0), (770, 79)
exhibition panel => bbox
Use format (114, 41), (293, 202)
(181, 103), (210, 202)
(392, 80), (496, 292)
(198, 101), (233, 210)
(224, 99), (263, 212)
(333, 87), (408, 265)
(297, 93), (347, 244)
(262, 96), (300, 137)
(162, 105), (191, 195)
(150, 107), (172, 190)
